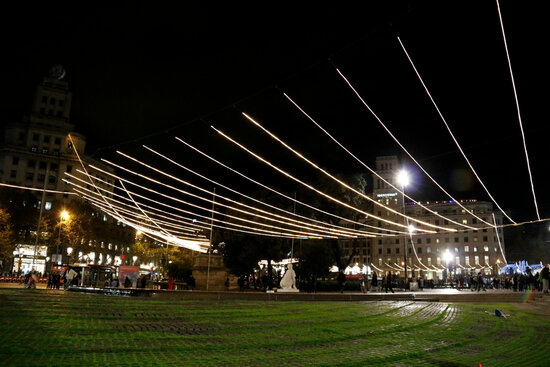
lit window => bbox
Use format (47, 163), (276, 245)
(464, 246), (469, 252)
(462, 219), (468, 224)
(44, 202), (52, 210)
(483, 246), (489, 252)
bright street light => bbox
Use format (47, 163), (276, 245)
(397, 169), (410, 188)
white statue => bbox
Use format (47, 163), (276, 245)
(279, 263), (298, 291)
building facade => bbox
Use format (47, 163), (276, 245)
(0, 66), (130, 275)
(343, 155), (506, 279)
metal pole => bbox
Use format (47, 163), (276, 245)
(402, 184), (408, 284)
(206, 187), (216, 291)
(33, 166), (50, 273)
(290, 192), (296, 259)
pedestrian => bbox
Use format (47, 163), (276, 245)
(140, 275), (147, 288)
(360, 277), (367, 293)
(540, 264), (550, 294)
(187, 275), (196, 290)
(337, 270), (347, 293)
(224, 277), (230, 290)
(476, 272), (486, 292)
(124, 276), (132, 288)
(384, 271), (394, 293)
(64, 267), (77, 290)
(371, 271), (378, 292)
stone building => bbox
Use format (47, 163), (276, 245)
(0, 66), (131, 275)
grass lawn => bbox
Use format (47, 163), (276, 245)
(1, 289), (549, 366)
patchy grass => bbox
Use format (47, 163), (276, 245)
(1, 289), (549, 366)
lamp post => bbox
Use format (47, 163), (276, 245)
(57, 210), (69, 265)
(132, 256), (138, 266)
(443, 249), (453, 286)
(397, 169), (410, 285)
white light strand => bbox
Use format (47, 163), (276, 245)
(492, 213), (507, 264)
(0, 182), (78, 195)
(397, 36), (516, 224)
(174, 136), (395, 234)
(496, 0), (540, 220)
(334, 68), (495, 228)
(142, 145), (374, 237)
(81, 164), (330, 239)
(115, 149), (366, 238)
(211, 125), (435, 234)
(242, 111), (458, 233)
(99, 158), (344, 239)
(283, 92), (474, 230)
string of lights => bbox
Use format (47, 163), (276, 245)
(174, 136), (398, 233)
(334, 68), (496, 228)
(396, 36), (516, 224)
(282, 92), (475, 230)
(142, 145), (376, 236)
(113, 150), (370, 238)
(241, 111), (459, 233)
(100, 158), (357, 239)
(495, 0), (540, 220)
(211, 124), (436, 234)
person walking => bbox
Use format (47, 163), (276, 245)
(337, 270), (347, 293)
(384, 271), (394, 293)
(540, 264), (550, 294)
(476, 272), (486, 292)
(371, 271), (378, 292)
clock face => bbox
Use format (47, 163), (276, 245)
(49, 64), (66, 80)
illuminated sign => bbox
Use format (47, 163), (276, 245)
(376, 193), (398, 198)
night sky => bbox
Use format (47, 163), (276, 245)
(2, 1), (549, 226)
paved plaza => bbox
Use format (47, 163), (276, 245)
(1, 286), (550, 366)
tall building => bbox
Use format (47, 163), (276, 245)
(0, 66), (127, 275)
(369, 155), (506, 280)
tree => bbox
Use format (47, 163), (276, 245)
(0, 209), (15, 271)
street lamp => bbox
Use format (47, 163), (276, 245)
(132, 255), (138, 266)
(443, 249), (453, 285)
(397, 169), (410, 284)
(57, 210), (70, 265)
(67, 247), (73, 265)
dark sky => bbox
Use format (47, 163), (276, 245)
(2, 1), (549, 224)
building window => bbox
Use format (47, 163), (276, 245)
(48, 176), (56, 184)
(464, 245), (469, 252)
(473, 247), (478, 252)
(435, 238), (440, 244)
(66, 165), (72, 173)
(445, 238), (450, 243)
(18, 132), (25, 140)
(395, 248), (400, 254)
(426, 238), (431, 244)
(44, 202), (52, 210)
(44, 135), (51, 143)
(33, 134), (40, 142)
(37, 174), (46, 182)
(27, 160), (36, 168)
(483, 246), (489, 252)
(395, 239), (399, 244)
(59, 99), (64, 107)
(378, 248), (382, 255)
(484, 256), (489, 265)
(472, 218), (477, 224)
(455, 256), (460, 265)
(50, 97), (56, 105)
(10, 170), (16, 178)
(41, 96), (47, 103)
(464, 237), (469, 243)
(50, 163), (58, 171)
(427, 247), (431, 253)
(465, 256), (470, 266)
(25, 172), (34, 180)
(454, 237), (459, 243)
(31, 146), (37, 152)
(417, 238), (421, 244)
(483, 236), (488, 242)
(387, 248), (391, 254)
(42, 148), (48, 154)
(474, 256), (479, 265)
(462, 219), (468, 224)
(39, 161), (47, 170)
(473, 237), (478, 242)
(418, 247), (422, 254)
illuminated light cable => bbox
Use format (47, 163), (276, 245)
(492, 213), (507, 264)
(73, 165), (326, 239)
(97, 159), (343, 239)
(283, 94), (475, 231)
(370, 263), (384, 273)
(71, 187), (210, 252)
(142, 145), (373, 237)
(0, 182), (78, 195)
(74, 185), (206, 236)
(115, 150), (366, 238)
(242, 112), (457, 233)
(75, 189), (321, 239)
(175, 136), (397, 235)
(67, 172), (207, 233)
(496, 0), (540, 220)
(210, 125), (427, 235)
(334, 68), (495, 228)
(396, 36), (516, 224)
